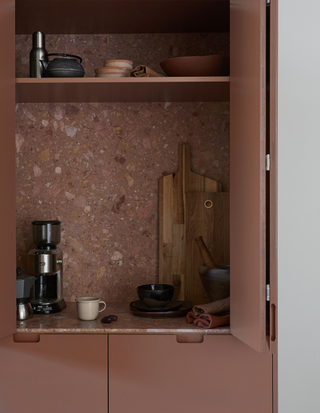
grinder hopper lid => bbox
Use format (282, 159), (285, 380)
(32, 220), (61, 248)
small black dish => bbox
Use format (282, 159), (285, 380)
(137, 283), (174, 307)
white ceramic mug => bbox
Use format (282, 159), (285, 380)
(75, 297), (106, 321)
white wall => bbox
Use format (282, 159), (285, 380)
(278, 1), (320, 412)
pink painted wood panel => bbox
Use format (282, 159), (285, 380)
(0, 0), (16, 339)
(109, 335), (273, 413)
(16, 77), (230, 103)
(0, 335), (107, 413)
(230, 0), (267, 352)
(15, 0), (230, 35)
(269, 0), (279, 356)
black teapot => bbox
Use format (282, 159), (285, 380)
(41, 53), (85, 77)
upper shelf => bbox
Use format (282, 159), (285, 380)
(15, 0), (230, 34)
(15, 77), (230, 103)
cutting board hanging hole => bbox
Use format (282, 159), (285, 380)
(204, 200), (213, 209)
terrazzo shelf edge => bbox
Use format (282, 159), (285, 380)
(16, 302), (230, 335)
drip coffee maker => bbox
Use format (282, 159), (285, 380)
(28, 220), (66, 314)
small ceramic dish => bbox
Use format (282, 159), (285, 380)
(95, 73), (130, 77)
(95, 67), (131, 77)
(103, 59), (133, 70)
(95, 67), (130, 74)
(100, 65), (131, 72)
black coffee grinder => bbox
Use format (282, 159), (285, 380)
(28, 220), (66, 314)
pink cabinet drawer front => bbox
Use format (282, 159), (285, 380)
(109, 334), (272, 413)
(0, 334), (107, 413)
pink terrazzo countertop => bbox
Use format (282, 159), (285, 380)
(16, 302), (230, 335)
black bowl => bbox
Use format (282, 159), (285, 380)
(137, 284), (174, 307)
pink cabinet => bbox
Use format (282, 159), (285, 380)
(0, 334), (107, 413)
(0, 0), (277, 355)
(0, 0), (277, 409)
(0, 333), (273, 413)
(0, 0), (16, 340)
(109, 334), (273, 413)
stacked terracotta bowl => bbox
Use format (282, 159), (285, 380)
(95, 59), (133, 77)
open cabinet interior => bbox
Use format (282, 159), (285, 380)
(15, 0), (231, 307)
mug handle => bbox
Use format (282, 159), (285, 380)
(99, 300), (106, 312)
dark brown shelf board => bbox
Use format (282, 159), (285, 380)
(15, 0), (230, 34)
(15, 77), (230, 103)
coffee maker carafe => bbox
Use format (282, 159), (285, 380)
(28, 220), (66, 314)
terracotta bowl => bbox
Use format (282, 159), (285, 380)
(137, 284), (175, 307)
(160, 55), (229, 77)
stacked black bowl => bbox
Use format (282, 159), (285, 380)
(137, 284), (175, 308)
(130, 283), (192, 317)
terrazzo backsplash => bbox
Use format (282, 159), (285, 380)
(15, 34), (230, 303)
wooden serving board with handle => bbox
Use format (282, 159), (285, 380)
(185, 191), (230, 304)
(159, 143), (229, 304)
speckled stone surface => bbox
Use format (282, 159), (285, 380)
(16, 302), (230, 335)
(16, 102), (230, 303)
(15, 34), (230, 304)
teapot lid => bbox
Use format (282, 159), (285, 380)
(46, 53), (82, 63)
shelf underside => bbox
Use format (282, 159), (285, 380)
(16, 77), (230, 103)
(15, 0), (230, 34)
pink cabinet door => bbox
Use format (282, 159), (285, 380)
(0, 0), (16, 339)
(109, 335), (273, 413)
(230, 0), (269, 352)
(0, 334), (107, 413)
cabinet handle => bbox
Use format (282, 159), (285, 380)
(176, 334), (204, 343)
(270, 304), (277, 343)
(13, 334), (40, 343)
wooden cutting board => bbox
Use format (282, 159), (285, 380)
(159, 143), (229, 304)
(185, 192), (230, 304)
